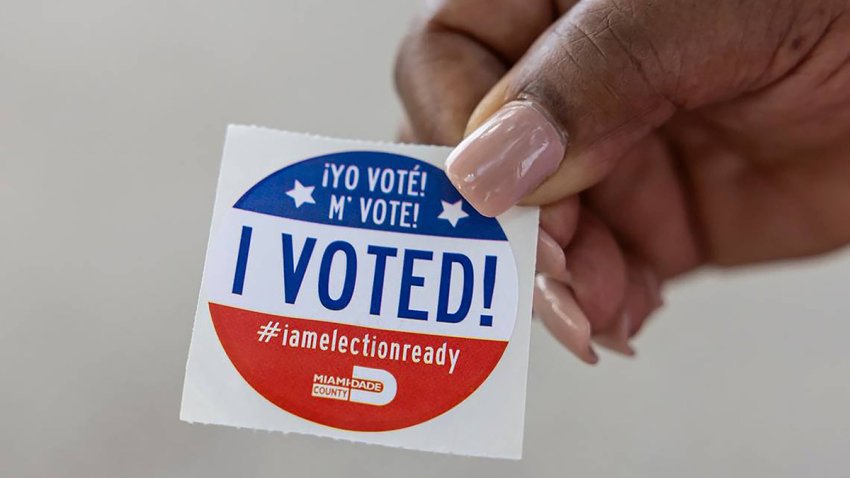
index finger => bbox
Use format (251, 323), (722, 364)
(394, 0), (559, 145)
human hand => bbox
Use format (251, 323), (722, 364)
(395, 0), (850, 362)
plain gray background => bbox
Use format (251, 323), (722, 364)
(1, 1), (848, 476)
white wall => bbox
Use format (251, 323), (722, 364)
(1, 1), (848, 476)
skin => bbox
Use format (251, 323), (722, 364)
(395, 0), (850, 359)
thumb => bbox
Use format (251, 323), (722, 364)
(445, 0), (834, 216)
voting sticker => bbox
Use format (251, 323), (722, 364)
(181, 126), (538, 459)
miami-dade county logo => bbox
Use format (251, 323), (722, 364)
(311, 366), (396, 406)
(205, 151), (518, 431)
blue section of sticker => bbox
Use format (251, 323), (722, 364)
(233, 151), (507, 241)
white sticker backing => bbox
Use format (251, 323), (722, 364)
(181, 126), (538, 459)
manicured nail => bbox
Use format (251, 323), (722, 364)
(594, 312), (636, 357)
(642, 265), (664, 309)
(536, 228), (570, 283)
(446, 100), (566, 217)
(533, 274), (598, 364)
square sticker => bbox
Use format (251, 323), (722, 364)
(181, 126), (538, 459)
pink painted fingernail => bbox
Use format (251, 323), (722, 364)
(446, 100), (566, 217)
(642, 265), (664, 309)
(594, 312), (636, 357)
(533, 274), (598, 365)
(536, 228), (570, 283)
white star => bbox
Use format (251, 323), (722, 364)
(286, 180), (316, 208)
(437, 200), (468, 227)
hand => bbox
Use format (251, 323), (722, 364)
(395, 0), (850, 363)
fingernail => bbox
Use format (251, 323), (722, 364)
(643, 266), (664, 309)
(446, 100), (566, 217)
(533, 274), (598, 365)
(594, 312), (636, 357)
(536, 228), (570, 283)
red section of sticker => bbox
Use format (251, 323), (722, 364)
(210, 303), (508, 431)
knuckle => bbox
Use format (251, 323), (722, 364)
(517, 1), (675, 133)
(392, 16), (425, 89)
(392, 34), (415, 95)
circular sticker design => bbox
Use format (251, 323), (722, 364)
(206, 151), (518, 431)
